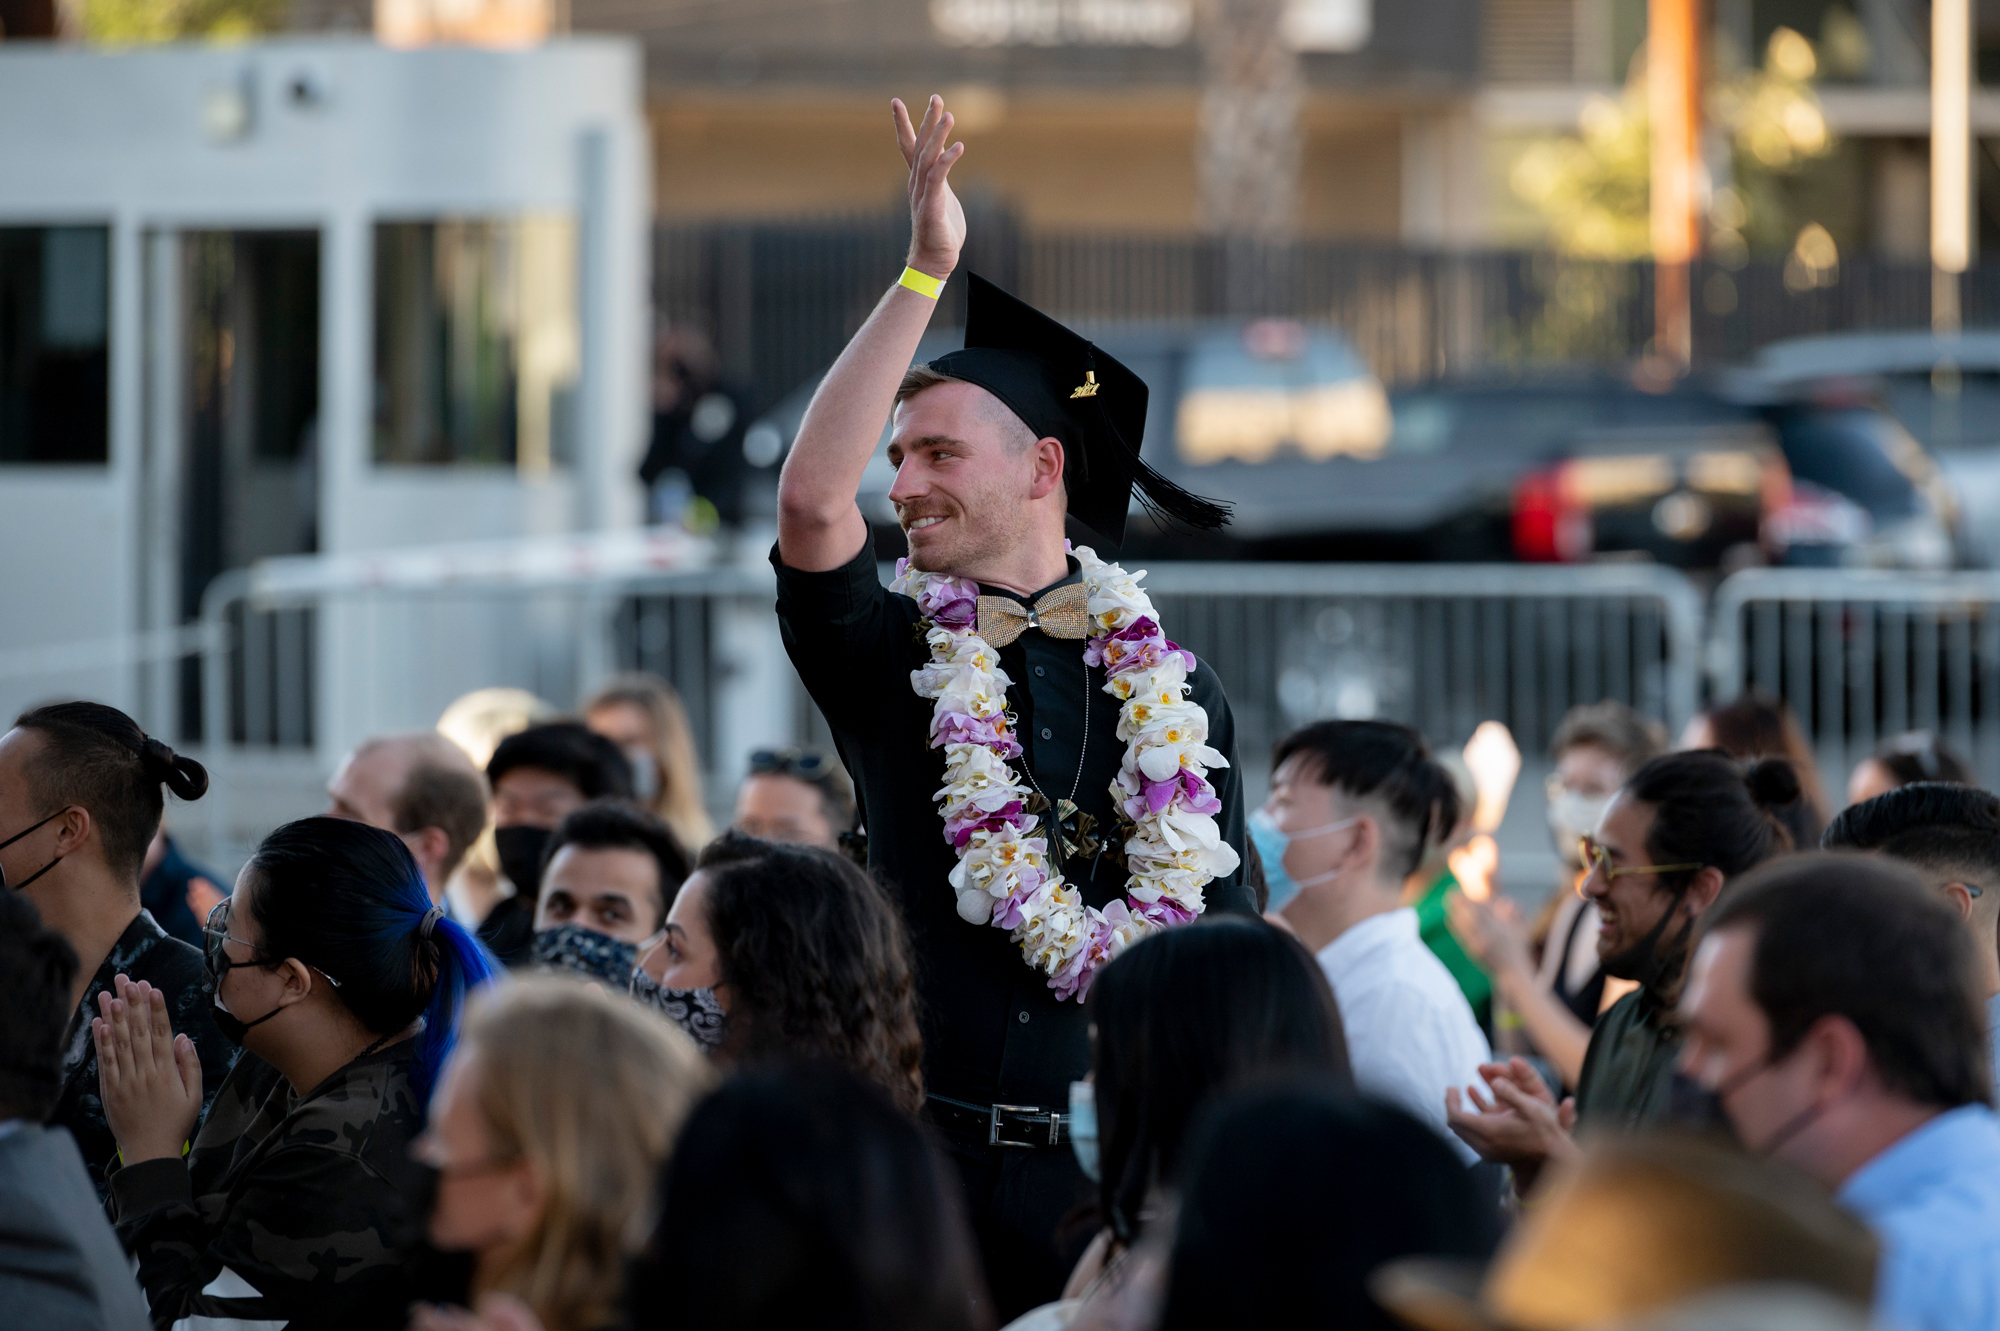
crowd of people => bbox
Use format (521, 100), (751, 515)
(6, 675), (1999, 1331)
(9, 91), (2000, 1331)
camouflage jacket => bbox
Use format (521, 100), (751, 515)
(110, 1042), (429, 1331)
(50, 908), (237, 1204)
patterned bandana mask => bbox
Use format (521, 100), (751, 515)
(530, 924), (639, 989)
(630, 967), (726, 1057)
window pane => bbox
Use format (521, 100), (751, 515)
(372, 218), (578, 469)
(0, 225), (110, 464)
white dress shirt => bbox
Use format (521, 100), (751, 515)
(1316, 906), (1492, 1164)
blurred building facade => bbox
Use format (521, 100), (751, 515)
(452, 0), (2000, 260)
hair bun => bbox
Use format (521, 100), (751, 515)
(1744, 756), (1802, 810)
(142, 737), (210, 802)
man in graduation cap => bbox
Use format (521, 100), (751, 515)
(771, 94), (1252, 1313)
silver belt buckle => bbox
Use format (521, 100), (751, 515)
(989, 1102), (1061, 1148)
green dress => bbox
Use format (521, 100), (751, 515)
(1412, 869), (1494, 1033)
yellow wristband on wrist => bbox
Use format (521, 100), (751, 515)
(898, 266), (944, 300)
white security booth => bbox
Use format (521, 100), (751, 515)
(0, 37), (653, 859)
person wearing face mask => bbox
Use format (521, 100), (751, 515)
(91, 816), (498, 1330)
(1445, 701), (1664, 1090)
(582, 673), (716, 854)
(0, 701), (234, 1203)
(480, 723), (636, 969)
(1264, 720), (1491, 1161)
(1678, 853), (2000, 1331)
(636, 832), (923, 1106)
(411, 976), (713, 1331)
(1444, 750), (1795, 1190)
(529, 800), (690, 989)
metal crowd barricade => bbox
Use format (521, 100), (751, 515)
(1138, 562), (1706, 774)
(1709, 568), (2000, 789)
(174, 544), (1707, 869)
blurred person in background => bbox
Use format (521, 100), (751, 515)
(137, 825), (225, 950)
(95, 817), (497, 1330)
(1448, 701), (1665, 1091)
(1847, 730), (1975, 807)
(640, 832), (922, 1104)
(1041, 918), (1350, 1322)
(1682, 691), (1826, 851)
(0, 890), (149, 1331)
(1405, 755), (1495, 1032)
(0, 702), (233, 1202)
(436, 688), (558, 928)
(1679, 853), (2000, 1331)
(1158, 1079), (1496, 1331)
(326, 732), (490, 914)
(412, 976), (714, 1331)
(731, 746), (856, 852)
(629, 1061), (990, 1331)
(1824, 784), (2000, 1094)
(1265, 720), (1490, 1160)
(480, 724), (635, 967)
(1372, 1132), (1875, 1331)
(582, 672), (715, 852)
(637, 325), (753, 530)
(528, 800), (690, 989)
(1446, 752), (1795, 1187)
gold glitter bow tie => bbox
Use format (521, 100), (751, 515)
(975, 583), (1091, 648)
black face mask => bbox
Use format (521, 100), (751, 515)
(0, 807), (69, 892)
(630, 967), (726, 1056)
(530, 923), (639, 989)
(210, 996), (287, 1046)
(494, 826), (552, 903)
(1664, 1058), (1827, 1157)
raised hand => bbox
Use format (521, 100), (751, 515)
(1446, 889), (1532, 982)
(94, 974), (204, 1166)
(892, 95), (966, 279)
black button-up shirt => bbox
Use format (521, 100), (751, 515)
(773, 533), (1252, 1109)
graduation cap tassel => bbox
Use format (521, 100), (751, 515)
(1088, 392), (1234, 534)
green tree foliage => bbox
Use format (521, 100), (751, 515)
(84, 0), (283, 42)
(1511, 27), (1836, 261)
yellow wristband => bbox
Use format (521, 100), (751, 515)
(898, 266), (944, 300)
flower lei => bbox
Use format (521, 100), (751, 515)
(891, 544), (1240, 1001)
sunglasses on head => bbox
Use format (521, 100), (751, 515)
(749, 748), (835, 783)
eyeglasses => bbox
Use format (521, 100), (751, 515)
(1578, 836), (1704, 883)
(203, 898), (341, 990)
(749, 748), (836, 784)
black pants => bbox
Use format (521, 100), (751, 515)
(934, 1123), (1096, 1321)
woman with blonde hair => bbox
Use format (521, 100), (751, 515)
(413, 974), (716, 1331)
(584, 672), (716, 850)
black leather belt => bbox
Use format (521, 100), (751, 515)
(926, 1093), (1071, 1148)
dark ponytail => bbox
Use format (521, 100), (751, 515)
(13, 701), (208, 880)
(1269, 720), (1460, 879)
(1625, 750), (1794, 893)
(245, 817), (499, 1106)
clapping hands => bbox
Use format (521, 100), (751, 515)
(1444, 1057), (1579, 1192)
(93, 974), (203, 1166)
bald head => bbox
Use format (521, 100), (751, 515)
(327, 733), (489, 896)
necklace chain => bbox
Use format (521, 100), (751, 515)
(1019, 656), (1090, 867)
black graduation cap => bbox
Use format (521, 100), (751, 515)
(923, 273), (1232, 548)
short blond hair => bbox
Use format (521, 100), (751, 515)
(460, 976), (716, 1331)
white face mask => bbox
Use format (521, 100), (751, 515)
(1259, 807), (1360, 891)
(1548, 790), (1612, 867)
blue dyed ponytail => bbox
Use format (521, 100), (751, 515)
(245, 816), (500, 1108)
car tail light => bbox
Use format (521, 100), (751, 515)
(1513, 463), (1592, 562)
